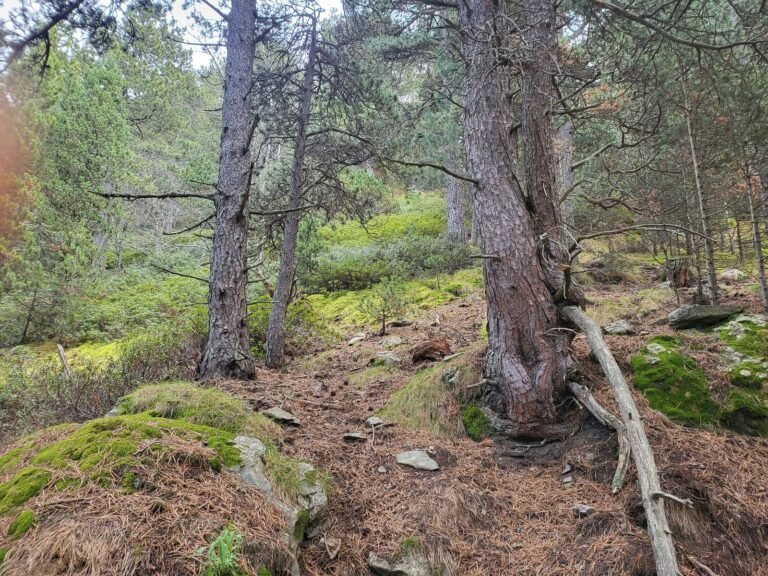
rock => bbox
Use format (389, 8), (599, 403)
(561, 463), (573, 475)
(263, 407), (301, 426)
(396, 450), (439, 471)
(105, 406), (120, 417)
(603, 319), (635, 335)
(343, 432), (367, 442)
(230, 436), (272, 495)
(377, 466), (387, 474)
(348, 333), (367, 346)
(381, 335), (403, 348)
(668, 304), (743, 329)
(387, 320), (413, 328)
(372, 351), (401, 368)
(719, 269), (746, 284)
(365, 416), (384, 428)
(410, 338), (452, 362)
(368, 552), (432, 576)
(646, 342), (667, 355)
(295, 461), (328, 538)
(441, 367), (460, 387)
(562, 475), (574, 485)
(573, 504), (595, 518)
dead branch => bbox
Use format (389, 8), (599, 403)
(561, 305), (679, 576)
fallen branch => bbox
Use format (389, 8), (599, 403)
(567, 381), (629, 493)
(652, 491), (694, 508)
(561, 306), (679, 576)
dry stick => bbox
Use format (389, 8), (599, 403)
(567, 381), (630, 493)
(561, 306), (679, 576)
(56, 343), (72, 379)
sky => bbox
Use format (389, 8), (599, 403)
(0, 0), (343, 68)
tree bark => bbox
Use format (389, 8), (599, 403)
(556, 120), (575, 237)
(264, 17), (317, 369)
(445, 173), (467, 244)
(561, 306), (680, 576)
(198, 0), (257, 380)
(458, 0), (571, 433)
(746, 164), (768, 312)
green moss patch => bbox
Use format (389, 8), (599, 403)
(630, 338), (719, 426)
(719, 316), (768, 390)
(461, 406), (490, 441)
(7, 510), (36, 539)
(721, 389), (768, 436)
(0, 468), (51, 514)
(119, 382), (280, 441)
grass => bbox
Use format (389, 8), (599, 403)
(588, 286), (673, 325)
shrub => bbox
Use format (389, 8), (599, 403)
(196, 525), (245, 576)
(358, 279), (411, 335)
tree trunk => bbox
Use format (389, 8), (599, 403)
(198, 0), (257, 380)
(445, 173), (467, 244)
(264, 18), (317, 369)
(682, 78), (718, 303)
(556, 120), (575, 238)
(459, 0), (570, 434)
(746, 164), (768, 312)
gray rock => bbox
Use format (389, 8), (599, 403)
(377, 466), (387, 474)
(343, 432), (367, 441)
(441, 367), (460, 387)
(368, 552), (431, 576)
(105, 406), (120, 417)
(263, 407), (301, 426)
(296, 461), (329, 538)
(381, 335), (403, 348)
(573, 504), (595, 518)
(373, 351), (401, 368)
(562, 475), (574, 485)
(719, 269), (746, 284)
(603, 319), (635, 335)
(396, 450), (439, 471)
(366, 416), (384, 428)
(668, 304), (743, 329)
(230, 436), (272, 495)
(348, 333), (367, 346)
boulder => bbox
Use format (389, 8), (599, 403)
(410, 338), (452, 362)
(365, 416), (384, 428)
(573, 504), (595, 518)
(371, 351), (401, 368)
(396, 450), (439, 471)
(719, 269), (746, 284)
(381, 335), (403, 348)
(368, 552), (432, 576)
(349, 333), (367, 346)
(603, 319), (635, 335)
(668, 304), (743, 329)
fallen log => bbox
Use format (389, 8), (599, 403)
(567, 381), (630, 493)
(562, 305), (679, 576)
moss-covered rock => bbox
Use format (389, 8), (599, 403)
(721, 389), (768, 436)
(7, 510), (36, 539)
(719, 315), (768, 390)
(0, 467), (51, 515)
(630, 337), (719, 426)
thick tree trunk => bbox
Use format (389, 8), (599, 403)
(198, 0), (257, 380)
(264, 19), (317, 369)
(746, 165), (768, 312)
(459, 0), (570, 433)
(445, 173), (467, 244)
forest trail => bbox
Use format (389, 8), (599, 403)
(214, 285), (768, 576)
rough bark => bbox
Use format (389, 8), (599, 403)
(746, 165), (768, 312)
(198, 0), (257, 380)
(264, 19), (317, 369)
(556, 121), (575, 237)
(561, 306), (679, 576)
(445, 174), (467, 244)
(459, 0), (570, 433)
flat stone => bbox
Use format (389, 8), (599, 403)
(229, 436), (272, 495)
(381, 335), (403, 348)
(343, 432), (367, 441)
(372, 351), (401, 368)
(377, 466), (387, 474)
(396, 450), (439, 471)
(263, 407), (301, 425)
(603, 319), (635, 335)
(668, 304), (743, 329)
(719, 269), (746, 284)
(348, 333), (367, 346)
(573, 504), (595, 518)
(366, 416), (384, 428)
(368, 552), (431, 576)
(562, 474), (574, 485)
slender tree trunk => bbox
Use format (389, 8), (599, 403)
(198, 0), (257, 380)
(265, 18), (317, 369)
(459, 0), (571, 434)
(746, 164), (768, 311)
(556, 120), (575, 240)
(445, 173), (467, 244)
(682, 79), (718, 303)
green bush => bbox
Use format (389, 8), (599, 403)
(358, 279), (411, 335)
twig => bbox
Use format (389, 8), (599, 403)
(652, 491), (694, 508)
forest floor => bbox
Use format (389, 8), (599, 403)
(214, 274), (768, 576)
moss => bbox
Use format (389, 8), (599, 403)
(0, 547), (6, 565)
(257, 568), (273, 576)
(719, 318), (768, 358)
(721, 389), (768, 436)
(349, 365), (394, 389)
(380, 365), (465, 438)
(293, 508), (311, 543)
(119, 382), (280, 442)
(630, 342), (719, 426)
(263, 445), (304, 503)
(400, 536), (422, 554)
(7, 510), (36, 539)
(727, 361), (767, 390)
(0, 467), (51, 514)
(461, 406), (490, 441)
